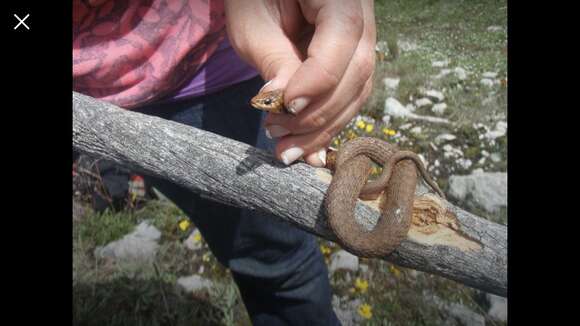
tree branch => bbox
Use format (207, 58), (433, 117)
(72, 92), (507, 297)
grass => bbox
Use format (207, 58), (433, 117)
(73, 1), (507, 325)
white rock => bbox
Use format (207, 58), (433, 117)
(432, 60), (449, 68)
(359, 264), (369, 274)
(177, 275), (214, 293)
(435, 133), (457, 143)
(383, 77), (400, 90)
(94, 221), (161, 263)
(454, 67), (468, 80)
(482, 71), (498, 79)
(329, 250), (359, 273)
(457, 158), (473, 169)
(381, 115), (391, 125)
(490, 153), (502, 162)
(448, 171), (507, 213)
(423, 90), (445, 102)
(481, 150), (490, 157)
(405, 103), (416, 112)
(434, 159), (440, 167)
(487, 293), (508, 322)
(415, 98), (433, 108)
(398, 39), (419, 52)
(480, 78), (495, 87)
(432, 103), (447, 115)
(487, 25), (503, 32)
(433, 69), (452, 79)
(399, 123), (413, 130)
(383, 97), (410, 117)
(410, 126), (422, 135)
(484, 121), (507, 140)
(332, 296), (363, 326)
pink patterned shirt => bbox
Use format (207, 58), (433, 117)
(73, 0), (228, 109)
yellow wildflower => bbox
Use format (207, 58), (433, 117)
(193, 230), (202, 243)
(178, 219), (190, 231)
(356, 120), (366, 129)
(382, 128), (396, 136)
(347, 130), (358, 140)
(354, 278), (369, 293)
(358, 303), (373, 319)
(333, 139), (341, 146)
(389, 265), (401, 278)
(365, 124), (374, 133)
(320, 244), (332, 255)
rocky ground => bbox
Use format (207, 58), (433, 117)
(73, 1), (507, 325)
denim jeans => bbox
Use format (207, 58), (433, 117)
(133, 76), (340, 326)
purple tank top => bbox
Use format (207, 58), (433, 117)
(163, 36), (259, 103)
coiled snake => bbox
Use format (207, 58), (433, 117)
(251, 89), (445, 258)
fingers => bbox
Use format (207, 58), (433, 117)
(275, 76), (374, 167)
(283, 0), (365, 113)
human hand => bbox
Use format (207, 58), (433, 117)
(225, 0), (376, 167)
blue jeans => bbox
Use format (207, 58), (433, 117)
(134, 77), (340, 326)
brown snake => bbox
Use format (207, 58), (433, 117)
(251, 89), (445, 258)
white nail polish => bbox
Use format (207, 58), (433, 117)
(288, 97), (310, 114)
(281, 147), (304, 165)
(318, 149), (327, 166)
(267, 125), (290, 138)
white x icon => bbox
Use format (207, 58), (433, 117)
(14, 14), (30, 30)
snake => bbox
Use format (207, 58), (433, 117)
(251, 89), (445, 258)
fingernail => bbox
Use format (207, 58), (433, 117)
(281, 147), (304, 165)
(259, 80), (274, 93)
(264, 128), (272, 139)
(318, 149), (327, 166)
(288, 97), (310, 114)
(266, 125), (290, 138)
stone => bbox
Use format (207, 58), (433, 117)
(432, 103), (448, 115)
(482, 71), (498, 79)
(454, 67), (468, 80)
(329, 250), (359, 273)
(176, 275), (214, 293)
(383, 97), (411, 117)
(432, 59), (449, 68)
(487, 293), (507, 322)
(94, 221), (161, 263)
(487, 25), (503, 32)
(448, 171), (507, 213)
(415, 98), (433, 108)
(423, 90), (445, 102)
(383, 77), (400, 90)
(480, 78), (495, 87)
(435, 133), (457, 143)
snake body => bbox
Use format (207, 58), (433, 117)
(251, 89), (445, 257)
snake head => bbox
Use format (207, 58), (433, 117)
(250, 89), (287, 114)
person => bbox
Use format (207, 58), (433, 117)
(73, 0), (376, 324)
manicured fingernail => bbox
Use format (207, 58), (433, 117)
(259, 80), (274, 92)
(318, 149), (327, 166)
(288, 97), (310, 114)
(281, 147), (304, 165)
(266, 125), (290, 138)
